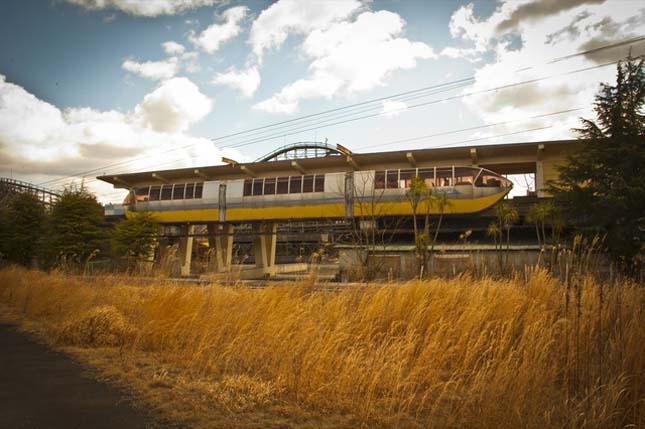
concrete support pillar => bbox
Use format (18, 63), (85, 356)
(536, 143), (545, 197)
(536, 160), (545, 197)
(179, 225), (194, 277)
(253, 223), (277, 274)
(207, 223), (234, 272)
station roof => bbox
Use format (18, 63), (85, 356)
(97, 139), (584, 189)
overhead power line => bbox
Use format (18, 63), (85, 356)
(38, 36), (644, 187)
(353, 108), (583, 151)
(219, 61), (615, 150)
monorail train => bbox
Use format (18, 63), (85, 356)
(121, 166), (512, 224)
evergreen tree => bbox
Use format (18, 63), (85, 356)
(0, 192), (46, 266)
(112, 211), (158, 269)
(44, 186), (108, 267)
(550, 56), (645, 265)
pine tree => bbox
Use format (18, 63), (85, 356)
(0, 192), (46, 266)
(551, 56), (645, 265)
(112, 211), (158, 270)
(44, 186), (108, 267)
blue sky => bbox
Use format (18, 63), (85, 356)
(0, 0), (643, 202)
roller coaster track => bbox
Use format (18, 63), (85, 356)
(255, 141), (343, 162)
(0, 177), (61, 208)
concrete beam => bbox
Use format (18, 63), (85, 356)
(470, 148), (478, 166)
(111, 176), (131, 189)
(406, 152), (416, 167)
(336, 144), (352, 156)
(537, 143), (545, 161)
(221, 157), (238, 166)
(346, 155), (359, 171)
(291, 160), (306, 174)
(240, 165), (256, 177)
(194, 169), (211, 180)
(152, 173), (170, 184)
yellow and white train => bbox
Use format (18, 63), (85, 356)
(118, 165), (512, 224)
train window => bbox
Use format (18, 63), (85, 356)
(454, 167), (474, 186)
(243, 179), (252, 196)
(264, 177), (276, 195)
(303, 175), (314, 193)
(135, 187), (149, 202)
(289, 176), (302, 194)
(161, 185), (173, 200)
(477, 173), (509, 188)
(436, 168), (452, 187)
(124, 192), (135, 205)
(314, 175), (325, 192)
(185, 183), (195, 199)
(173, 184), (185, 199)
(399, 169), (415, 188)
(149, 185), (161, 201)
(418, 168), (435, 187)
(194, 182), (204, 199)
(386, 170), (399, 189)
(374, 171), (385, 189)
(252, 178), (264, 196)
(277, 176), (289, 194)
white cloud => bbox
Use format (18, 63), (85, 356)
(122, 57), (179, 80)
(181, 51), (201, 73)
(254, 10), (435, 114)
(440, 46), (482, 62)
(381, 100), (408, 117)
(189, 6), (248, 54)
(446, 1), (645, 141)
(0, 75), (70, 161)
(0, 74), (236, 203)
(162, 40), (186, 56)
(135, 77), (212, 133)
(253, 97), (299, 115)
(65, 0), (218, 17)
(249, 0), (363, 61)
(212, 65), (261, 97)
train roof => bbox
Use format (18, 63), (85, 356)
(97, 139), (584, 189)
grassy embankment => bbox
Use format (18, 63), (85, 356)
(0, 266), (642, 428)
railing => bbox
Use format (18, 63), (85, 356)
(0, 177), (61, 206)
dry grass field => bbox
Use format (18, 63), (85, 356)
(0, 266), (643, 428)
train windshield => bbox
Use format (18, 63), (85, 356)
(474, 168), (513, 188)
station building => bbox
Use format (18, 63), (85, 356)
(98, 139), (582, 278)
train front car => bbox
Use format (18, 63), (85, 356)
(366, 166), (512, 216)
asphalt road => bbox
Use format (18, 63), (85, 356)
(0, 323), (156, 428)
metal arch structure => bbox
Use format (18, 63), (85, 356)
(255, 141), (345, 162)
(0, 177), (61, 208)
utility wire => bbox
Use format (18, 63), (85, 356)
(38, 80), (474, 187)
(220, 61), (616, 150)
(38, 36), (644, 186)
(353, 107), (583, 151)
(46, 59), (610, 188)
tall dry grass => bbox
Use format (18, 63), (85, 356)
(0, 266), (642, 428)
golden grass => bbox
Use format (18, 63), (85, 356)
(0, 266), (643, 428)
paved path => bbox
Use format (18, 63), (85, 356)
(0, 323), (157, 428)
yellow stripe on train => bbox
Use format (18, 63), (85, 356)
(125, 190), (508, 223)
